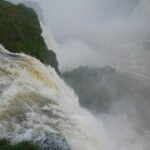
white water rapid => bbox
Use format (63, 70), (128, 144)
(0, 45), (110, 150)
(0, 44), (149, 150)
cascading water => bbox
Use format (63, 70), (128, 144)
(0, 1), (150, 149)
(0, 44), (150, 150)
(0, 45), (109, 150)
(1, 44), (150, 150)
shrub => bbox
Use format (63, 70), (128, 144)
(0, 139), (41, 150)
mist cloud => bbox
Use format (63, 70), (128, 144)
(38, 0), (150, 76)
(10, 0), (150, 76)
(8, 1), (150, 149)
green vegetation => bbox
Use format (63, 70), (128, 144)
(0, 0), (59, 73)
(0, 0), (45, 62)
(0, 139), (41, 150)
(0, 139), (11, 147)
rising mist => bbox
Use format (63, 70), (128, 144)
(6, 0), (150, 150)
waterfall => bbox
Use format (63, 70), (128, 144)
(0, 44), (150, 150)
(0, 45), (107, 150)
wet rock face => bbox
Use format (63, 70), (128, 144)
(45, 49), (59, 74)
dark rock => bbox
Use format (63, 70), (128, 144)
(45, 49), (59, 74)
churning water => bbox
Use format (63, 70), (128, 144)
(0, 45), (110, 150)
(0, 45), (150, 150)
